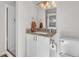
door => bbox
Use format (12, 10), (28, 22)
(37, 36), (50, 57)
(26, 34), (37, 57)
(7, 5), (16, 56)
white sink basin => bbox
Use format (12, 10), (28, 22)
(35, 32), (48, 35)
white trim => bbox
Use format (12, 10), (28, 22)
(4, 4), (8, 52)
(0, 51), (13, 57)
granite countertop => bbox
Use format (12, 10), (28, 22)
(26, 29), (56, 37)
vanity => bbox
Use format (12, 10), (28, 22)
(25, 2), (57, 57)
(26, 29), (57, 57)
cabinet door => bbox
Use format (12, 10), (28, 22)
(37, 36), (50, 57)
(26, 34), (33, 57)
(26, 34), (37, 57)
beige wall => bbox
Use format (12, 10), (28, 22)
(57, 1), (79, 38)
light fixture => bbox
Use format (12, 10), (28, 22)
(36, 1), (56, 9)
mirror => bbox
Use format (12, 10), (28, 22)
(35, 1), (56, 32)
(46, 8), (56, 30)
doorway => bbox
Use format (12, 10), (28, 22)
(6, 5), (16, 57)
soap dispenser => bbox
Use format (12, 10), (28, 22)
(39, 19), (43, 29)
(31, 17), (37, 32)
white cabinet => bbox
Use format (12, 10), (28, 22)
(37, 36), (50, 57)
(26, 34), (37, 57)
(26, 34), (50, 57)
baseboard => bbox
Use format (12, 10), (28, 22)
(0, 51), (6, 56)
(0, 50), (14, 57)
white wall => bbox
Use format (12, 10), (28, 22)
(57, 1), (79, 38)
(0, 4), (5, 55)
(0, 1), (15, 6)
(36, 8), (46, 28)
(0, 1), (15, 55)
(16, 1), (37, 57)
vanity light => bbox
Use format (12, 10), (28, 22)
(36, 1), (56, 9)
(52, 1), (56, 7)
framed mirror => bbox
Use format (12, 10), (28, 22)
(46, 8), (56, 30)
(47, 13), (56, 29)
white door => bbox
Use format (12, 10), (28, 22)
(7, 5), (16, 56)
(37, 36), (50, 57)
(26, 34), (37, 57)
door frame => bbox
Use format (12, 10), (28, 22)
(5, 4), (16, 57)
